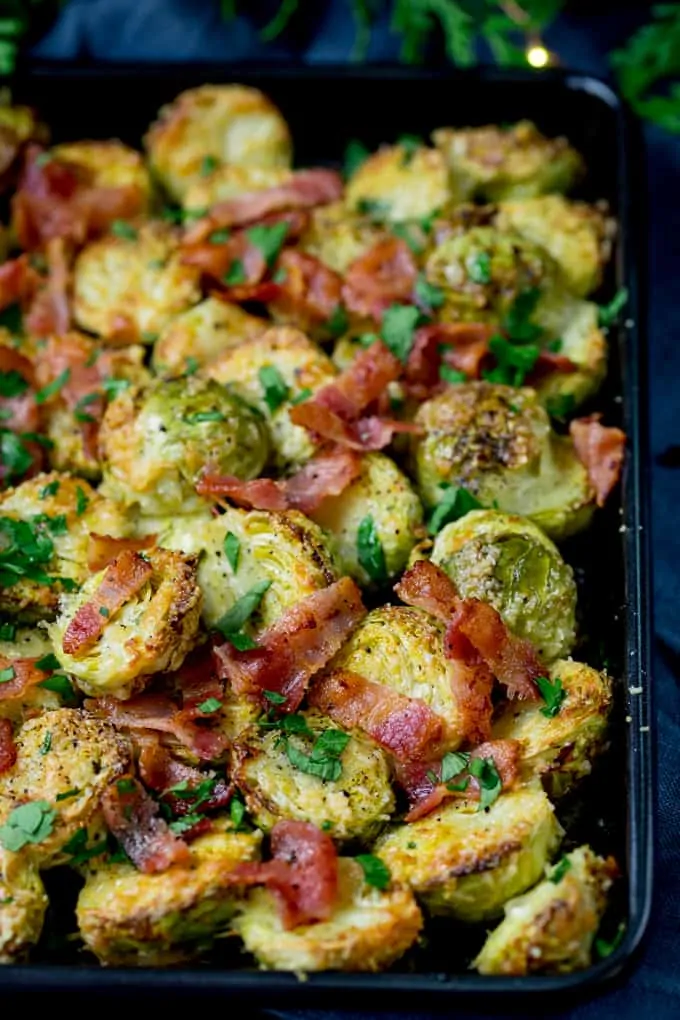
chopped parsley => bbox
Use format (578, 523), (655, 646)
(358, 332), (380, 348)
(99, 607), (110, 618)
(197, 697), (222, 714)
(484, 335), (540, 387)
(263, 690), (287, 705)
(0, 516), (76, 591)
(594, 922), (626, 960)
(258, 364), (290, 413)
(38, 674), (76, 702)
(223, 259), (247, 286)
(290, 387), (312, 405)
(428, 485), (483, 535)
(356, 197), (392, 220)
(0, 621), (16, 640)
(414, 275), (445, 311)
(466, 251), (492, 284)
(357, 515), (387, 584)
(200, 154), (220, 176)
(39, 730), (52, 755)
(74, 391), (100, 423)
(35, 369), (70, 405)
(40, 480), (60, 499)
(55, 787), (80, 802)
(547, 337), (563, 353)
(0, 431), (33, 481)
(549, 856), (572, 884)
(0, 800), (57, 852)
(381, 304), (421, 363)
(468, 756), (502, 812)
(184, 356), (200, 376)
(535, 675), (566, 718)
(61, 827), (109, 866)
(0, 666), (15, 684)
(141, 331), (159, 344)
(439, 365), (467, 385)
(286, 728), (350, 782)
(272, 266), (288, 284)
(110, 220), (138, 240)
(0, 370), (28, 398)
(327, 304), (349, 337)
(224, 531), (240, 572)
(245, 221), (289, 266)
(214, 580), (271, 649)
(75, 486), (89, 516)
(343, 139), (370, 179)
(208, 228), (231, 245)
(162, 206), (208, 225)
(229, 794), (248, 831)
(355, 854), (391, 890)
(440, 750), (471, 783)
(184, 410), (226, 424)
(165, 777), (217, 811)
(101, 377), (131, 400)
(598, 287), (628, 327)
(391, 221), (425, 255)
(35, 653), (61, 672)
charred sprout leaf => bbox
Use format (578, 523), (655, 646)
(355, 853), (391, 890)
(468, 756), (502, 812)
(428, 485), (483, 535)
(224, 531), (240, 572)
(549, 855), (572, 884)
(598, 287), (629, 327)
(245, 221), (289, 266)
(258, 364), (290, 412)
(357, 515), (388, 583)
(536, 674), (566, 718)
(0, 800), (57, 852)
(381, 303), (421, 363)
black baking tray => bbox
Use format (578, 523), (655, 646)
(0, 64), (653, 1008)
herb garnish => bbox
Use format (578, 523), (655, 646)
(110, 220), (138, 241)
(223, 259), (247, 286)
(355, 854), (391, 889)
(285, 729), (350, 782)
(200, 154), (219, 176)
(357, 515), (388, 584)
(549, 856), (572, 884)
(35, 369), (70, 404)
(214, 580), (271, 649)
(224, 531), (240, 572)
(428, 485), (483, 535)
(0, 800), (57, 852)
(259, 364), (290, 412)
(381, 304), (421, 363)
(245, 221), (289, 266)
(535, 675), (566, 718)
(598, 287), (629, 327)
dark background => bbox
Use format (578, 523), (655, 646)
(15, 1), (680, 1017)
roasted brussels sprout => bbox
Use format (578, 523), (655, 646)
(374, 785), (562, 921)
(345, 143), (451, 223)
(432, 121), (584, 202)
(72, 222), (201, 342)
(410, 382), (595, 540)
(424, 226), (549, 323)
(77, 827), (262, 966)
(144, 84), (292, 202)
(135, 505), (335, 630)
(495, 196), (615, 298)
(205, 326), (336, 470)
(51, 140), (154, 212)
(0, 626), (62, 723)
(0, 851), (47, 963)
(327, 605), (470, 749)
(311, 452), (424, 586)
(99, 376), (269, 516)
(474, 845), (618, 974)
(532, 292), (607, 411)
(49, 548), (202, 699)
(0, 473), (128, 619)
(492, 659), (613, 799)
(233, 856), (422, 972)
(0, 709), (129, 866)
(430, 509), (577, 660)
(232, 710), (395, 842)
(300, 201), (387, 274)
(152, 298), (267, 377)
(183, 164), (291, 212)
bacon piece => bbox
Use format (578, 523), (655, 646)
(0, 344), (42, 452)
(12, 145), (145, 251)
(102, 776), (190, 873)
(214, 577), (365, 711)
(396, 561), (541, 702)
(310, 670), (444, 763)
(182, 229), (267, 288)
(0, 719), (16, 774)
(342, 238), (417, 320)
(137, 735), (232, 821)
(86, 693), (227, 761)
(400, 738), (521, 822)
(0, 656), (54, 702)
(527, 349), (579, 382)
(184, 169), (343, 242)
(25, 237), (71, 337)
(406, 323), (496, 395)
(270, 250), (344, 326)
(87, 533), (157, 572)
(0, 254), (42, 312)
(197, 448), (362, 515)
(62, 549), (153, 656)
(170, 643), (225, 719)
(227, 820), (338, 929)
(570, 414), (625, 508)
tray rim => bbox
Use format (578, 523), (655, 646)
(0, 62), (654, 1005)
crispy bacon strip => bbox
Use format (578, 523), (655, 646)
(86, 693), (227, 761)
(400, 738), (521, 822)
(25, 237), (71, 337)
(182, 229), (267, 288)
(12, 145), (145, 251)
(0, 254), (42, 312)
(0, 656), (54, 702)
(169, 643), (225, 719)
(87, 533), (157, 572)
(137, 735), (232, 818)
(528, 350), (579, 382)
(570, 414), (625, 508)
(407, 323), (496, 393)
(227, 820), (338, 929)
(0, 719), (17, 774)
(102, 776), (190, 874)
(342, 238), (418, 320)
(396, 561), (541, 701)
(214, 577), (365, 711)
(270, 250), (344, 326)
(310, 670), (444, 763)
(62, 549), (153, 656)
(184, 169), (343, 242)
(197, 448), (362, 515)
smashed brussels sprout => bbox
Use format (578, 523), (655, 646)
(431, 509), (577, 660)
(0, 850), (47, 963)
(410, 382), (595, 540)
(374, 784), (563, 921)
(152, 298), (267, 377)
(52, 140), (154, 212)
(300, 201), (388, 274)
(232, 857), (422, 972)
(474, 845), (618, 975)
(346, 143), (452, 223)
(99, 376), (269, 516)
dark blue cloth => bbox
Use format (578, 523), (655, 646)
(27, 2), (680, 1015)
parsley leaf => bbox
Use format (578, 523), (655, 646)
(184, 411), (225, 424)
(224, 531), (240, 573)
(245, 221), (289, 267)
(258, 364), (290, 412)
(611, 5), (680, 132)
(111, 220), (138, 240)
(391, 221), (425, 255)
(484, 335), (540, 387)
(75, 486), (89, 516)
(381, 304), (421, 363)
(0, 370), (28, 398)
(356, 197), (391, 220)
(344, 139), (370, 179)
(290, 386), (312, 405)
(546, 393), (576, 421)
(428, 485), (483, 535)
(197, 697), (222, 714)
(214, 580), (271, 647)
(101, 377), (131, 401)
(468, 756), (502, 812)
(0, 666), (15, 684)
(414, 275), (445, 310)
(0, 621), (16, 640)
(208, 229), (231, 245)
(440, 750), (471, 783)
(535, 675), (566, 718)
(38, 674), (77, 702)
(39, 730), (52, 755)
(357, 515), (387, 584)
(328, 304), (348, 337)
(466, 250), (492, 284)
(35, 653), (61, 672)
(286, 729), (350, 782)
(549, 856), (572, 884)
(200, 154), (220, 176)
(223, 259), (247, 286)
(598, 287), (629, 327)
(40, 480), (60, 499)
(35, 369), (70, 405)
(355, 854), (391, 890)
(440, 365), (467, 385)
(263, 690), (286, 705)
(0, 800), (57, 852)
(0, 431), (32, 481)
(595, 922), (626, 960)
(229, 794), (248, 831)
